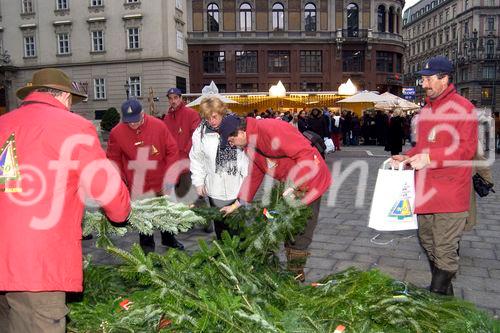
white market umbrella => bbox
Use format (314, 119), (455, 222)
(337, 90), (388, 104)
(374, 92), (420, 111)
(186, 81), (239, 107)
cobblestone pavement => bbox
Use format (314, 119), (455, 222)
(83, 144), (500, 316)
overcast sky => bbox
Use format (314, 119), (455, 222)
(403, 0), (420, 13)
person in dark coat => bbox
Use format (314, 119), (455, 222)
(297, 110), (308, 133)
(375, 110), (388, 146)
(387, 108), (404, 155)
(307, 108), (329, 138)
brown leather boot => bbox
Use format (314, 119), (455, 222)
(285, 247), (310, 282)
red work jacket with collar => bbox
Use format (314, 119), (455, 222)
(163, 102), (201, 163)
(107, 114), (179, 197)
(406, 84), (477, 214)
(238, 118), (332, 205)
(0, 92), (131, 292)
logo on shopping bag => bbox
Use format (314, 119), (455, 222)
(389, 183), (413, 220)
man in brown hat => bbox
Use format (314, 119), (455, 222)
(0, 68), (131, 333)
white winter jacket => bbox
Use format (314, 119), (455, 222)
(189, 125), (249, 201)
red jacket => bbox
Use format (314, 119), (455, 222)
(163, 102), (201, 162)
(406, 84), (477, 214)
(0, 92), (130, 292)
(107, 114), (179, 197)
(238, 118), (332, 205)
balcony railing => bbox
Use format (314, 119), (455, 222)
(188, 29), (404, 45)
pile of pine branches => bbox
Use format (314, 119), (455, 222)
(70, 189), (500, 333)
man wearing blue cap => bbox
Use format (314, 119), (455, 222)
(391, 56), (477, 295)
(107, 99), (185, 252)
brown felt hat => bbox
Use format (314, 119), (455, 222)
(16, 68), (88, 103)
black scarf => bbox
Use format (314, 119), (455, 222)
(201, 119), (238, 176)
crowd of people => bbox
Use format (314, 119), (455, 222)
(0, 55), (494, 332)
(244, 105), (420, 156)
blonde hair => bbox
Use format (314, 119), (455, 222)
(199, 96), (226, 119)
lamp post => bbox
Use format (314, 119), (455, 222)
(124, 80), (130, 100)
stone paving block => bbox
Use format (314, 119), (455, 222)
(337, 229), (361, 237)
(347, 245), (379, 255)
(458, 265), (490, 277)
(463, 290), (500, 311)
(373, 265), (406, 281)
(404, 269), (431, 288)
(329, 251), (356, 260)
(486, 224), (500, 231)
(484, 278), (500, 292)
(461, 234), (485, 242)
(404, 259), (430, 271)
(308, 248), (332, 258)
(454, 275), (486, 291)
(306, 257), (336, 270)
(475, 229), (500, 238)
(489, 269), (500, 279)
(473, 258), (500, 269)
(308, 241), (349, 252)
(460, 247), (497, 260)
(332, 260), (371, 272)
(312, 234), (355, 244)
(353, 254), (379, 264)
(378, 256), (405, 267)
(304, 268), (334, 282)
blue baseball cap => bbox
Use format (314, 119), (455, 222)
(166, 87), (182, 97)
(121, 99), (143, 123)
(417, 56), (454, 76)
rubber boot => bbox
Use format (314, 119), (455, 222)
(285, 247), (310, 282)
(428, 261), (454, 296)
(430, 267), (455, 296)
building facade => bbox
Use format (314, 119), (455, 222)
(186, 0), (405, 95)
(403, 0), (500, 112)
(0, 0), (190, 119)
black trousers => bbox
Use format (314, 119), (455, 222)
(208, 197), (238, 240)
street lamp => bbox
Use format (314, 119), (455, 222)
(124, 80), (130, 100)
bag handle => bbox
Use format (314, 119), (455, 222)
(382, 158), (405, 171)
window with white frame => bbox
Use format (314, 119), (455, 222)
(240, 3), (252, 31)
(127, 27), (140, 49)
(93, 78), (106, 100)
(22, 0), (34, 13)
(90, 0), (103, 6)
(176, 30), (184, 51)
(57, 33), (71, 54)
(23, 35), (36, 57)
(91, 30), (104, 52)
(56, 0), (69, 10)
(129, 76), (141, 97)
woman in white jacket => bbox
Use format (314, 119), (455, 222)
(190, 96), (248, 239)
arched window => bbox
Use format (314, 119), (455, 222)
(304, 3), (316, 32)
(347, 3), (359, 37)
(377, 5), (386, 32)
(388, 7), (395, 33)
(272, 3), (284, 31)
(486, 39), (495, 57)
(240, 3), (252, 31)
(207, 3), (220, 32)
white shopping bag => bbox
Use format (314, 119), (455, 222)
(324, 137), (335, 154)
(368, 158), (418, 231)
